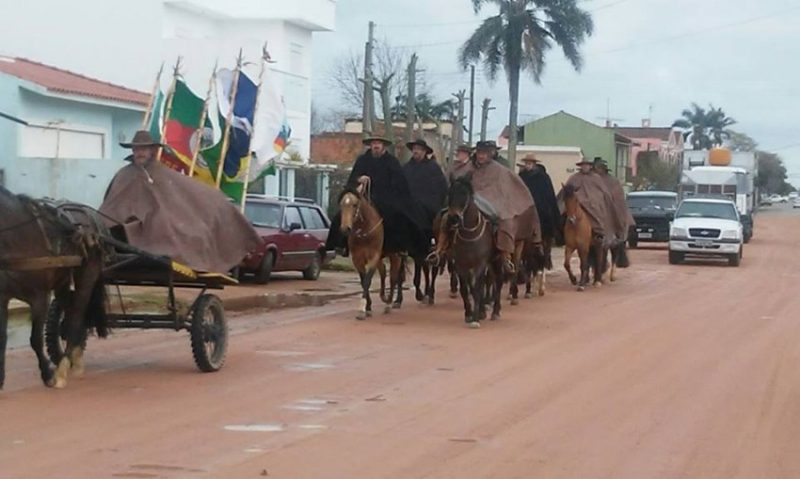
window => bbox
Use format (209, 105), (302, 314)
(300, 207), (326, 230)
(244, 202), (282, 228)
(19, 124), (105, 159)
(284, 206), (303, 229)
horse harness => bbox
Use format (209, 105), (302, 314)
(350, 180), (383, 240)
(452, 202), (488, 244)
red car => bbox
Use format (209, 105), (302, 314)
(239, 196), (334, 284)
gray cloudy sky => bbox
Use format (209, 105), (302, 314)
(312, 0), (800, 184)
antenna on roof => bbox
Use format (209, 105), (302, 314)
(596, 97), (623, 127)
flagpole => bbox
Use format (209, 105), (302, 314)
(215, 49), (244, 188)
(157, 57), (181, 164)
(141, 61), (165, 129)
(189, 60), (218, 178)
(239, 43), (272, 212)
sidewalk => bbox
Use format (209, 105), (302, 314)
(9, 271), (366, 316)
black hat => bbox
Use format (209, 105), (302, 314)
(475, 140), (501, 150)
(120, 130), (162, 148)
(362, 135), (393, 146)
(406, 138), (433, 154)
(517, 153), (542, 167)
(455, 144), (472, 154)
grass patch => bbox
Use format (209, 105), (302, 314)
(323, 256), (355, 272)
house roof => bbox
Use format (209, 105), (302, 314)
(0, 57), (149, 106)
(613, 127), (674, 141)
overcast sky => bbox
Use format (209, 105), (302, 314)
(311, 0), (800, 184)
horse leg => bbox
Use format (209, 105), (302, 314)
(29, 293), (55, 387)
(593, 244), (605, 288)
(564, 245), (577, 285)
(538, 270), (547, 297)
(356, 271), (369, 320)
(414, 260), (424, 302)
(426, 261), (436, 305)
(459, 272), (473, 324)
(0, 297), (8, 389)
(364, 268), (375, 317)
(449, 259), (459, 298)
(609, 245), (618, 283)
(393, 256), (405, 309)
(491, 264), (503, 321)
(577, 245), (590, 292)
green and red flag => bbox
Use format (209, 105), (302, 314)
(145, 90), (164, 142)
(161, 80), (214, 183)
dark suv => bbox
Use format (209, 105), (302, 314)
(627, 191), (678, 247)
(239, 196), (334, 284)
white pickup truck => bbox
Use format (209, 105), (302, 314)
(668, 198), (744, 267)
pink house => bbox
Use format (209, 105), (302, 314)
(613, 122), (684, 177)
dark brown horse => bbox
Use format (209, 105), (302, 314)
(443, 177), (502, 327)
(339, 185), (403, 320)
(0, 187), (106, 389)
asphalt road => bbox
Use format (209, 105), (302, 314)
(1, 206), (798, 478)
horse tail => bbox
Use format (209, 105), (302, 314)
(615, 242), (631, 268)
(87, 280), (108, 338)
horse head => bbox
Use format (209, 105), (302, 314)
(562, 183), (582, 226)
(338, 185), (363, 236)
(447, 175), (474, 228)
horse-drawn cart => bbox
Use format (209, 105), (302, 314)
(45, 235), (234, 373)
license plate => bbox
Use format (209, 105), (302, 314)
(638, 232), (653, 239)
(696, 239), (714, 247)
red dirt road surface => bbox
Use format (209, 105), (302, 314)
(2, 211), (799, 478)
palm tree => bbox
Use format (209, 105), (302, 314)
(460, 0), (593, 167)
(673, 103), (736, 150)
(393, 93), (456, 123)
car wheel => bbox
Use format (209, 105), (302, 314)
(628, 235), (638, 249)
(728, 252), (741, 267)
(668, 250), (683, 265)
(302, 252), (322, 281)
(255, 251), (274, 284)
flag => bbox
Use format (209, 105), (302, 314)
(161, 80), (214, 183)
(251, 62), (291, 180)
(215, 68), (258, 179)
(145, 90), (164, 141)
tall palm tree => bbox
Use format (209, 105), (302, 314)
(673, 103), (736, 150)
(460, 0), (593, 167)
(393, 93), (456, 123)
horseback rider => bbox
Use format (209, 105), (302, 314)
(403, 138), (448, 237)
(469, 140), (541, 274)
(447, 144), (474, 180)
(593, 157), (636, 242)
(325, 136), (429, 257)
(518, 154), (560, 242)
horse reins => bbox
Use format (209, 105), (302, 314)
(351, 179), (383, 239)
(453, 202), (487, 243)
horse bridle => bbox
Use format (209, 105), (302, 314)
(347, 181), (383, 239)
(451, 196), (487, 243)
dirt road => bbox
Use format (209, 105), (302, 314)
(2, 210), (799, 478)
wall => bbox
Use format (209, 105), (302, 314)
(311, 132), (365, 166)
(523, 112), (617, 176)
(0, 75), (21, 188)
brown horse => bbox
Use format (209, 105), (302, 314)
(0, 188), (106, 389)
(561, 183), (602, 291)
(431, 209), (459, 299)
(339, 185), (403, 320)
(443, 177), (502, 327)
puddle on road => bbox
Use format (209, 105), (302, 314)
(224, 424), (285, 433)
(7, 315), (31, 350)
(283, 363), (334, 372)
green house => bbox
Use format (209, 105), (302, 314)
(521, 111), (632, 181)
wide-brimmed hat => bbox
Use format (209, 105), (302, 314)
(593, 157), (610, 170)
(120, 130), (162, 148)
(362, 135), (393, 146)
(475, 140), (501, 150)
(575, 158), (593, 166)
(455, 144), (472, 154)
(406, 138), (433, 154)
(517, 153), (541, 167)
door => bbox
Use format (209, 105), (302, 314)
(282, 206), (314, 269)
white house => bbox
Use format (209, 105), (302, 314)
(0, 0), (336, 197)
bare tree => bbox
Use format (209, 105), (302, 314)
(310, 103), (349, 134)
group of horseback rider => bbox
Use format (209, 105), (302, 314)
(326, 134), (630, 283)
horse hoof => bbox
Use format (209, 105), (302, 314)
(53, 376), (67, 389)
(449, 292), (458, 299)
(510, 298), (519, 306)
(467, 321), (481, 329)
(577, 286), (585, 292)
(524, 293), (533, 299)
(491, 313), (500, 321)
(384, 305), (392, 314)
(392, 303), (402, 309)
(569, 278), (578, 286)
(593, 282), (602, 288)
(415, 291), (424, 302)
(356, 312), (367, 320)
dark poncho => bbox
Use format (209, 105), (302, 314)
(519, 166), (560, 239)
(403, 157), (448, 227)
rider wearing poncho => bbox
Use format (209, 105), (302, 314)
(593, 157), (635, 241)
(564, 158), (624, 246)
(100, 130), (260, 273)
(469, 141), (541, 272)
(403, 138), (448, 235)
(325, 136), (430, 257)
(518, 154), (560, 241)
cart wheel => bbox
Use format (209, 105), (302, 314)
(45, 298), (67, 364)
(190, 294), (228, 372)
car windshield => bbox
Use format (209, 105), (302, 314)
(244, 202), (282, 228)
(676, 201), (738, 220)
(627, 196), (676, 210)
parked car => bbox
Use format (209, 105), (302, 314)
(239, 196), (335, 284)
(626, 191), (678, 247)
(668, 198), (743, 267)
(760, 195), (773, 207)
(793, 197), (800, 209)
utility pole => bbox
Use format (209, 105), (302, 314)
(362, 21), (375, 136)
(449, 90), (466, 163)
(468, 65), (475, 145)
(404, 53), (418, 162)
(480, 98), (495, 142)
(375, 74), (396, 155)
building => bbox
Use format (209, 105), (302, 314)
(0, 0), (336, 198)
(613, 123), (684, 176)
(518, 111), (633, 181)
(502, 145), (585, 189)
(0, 57), (147, 206)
